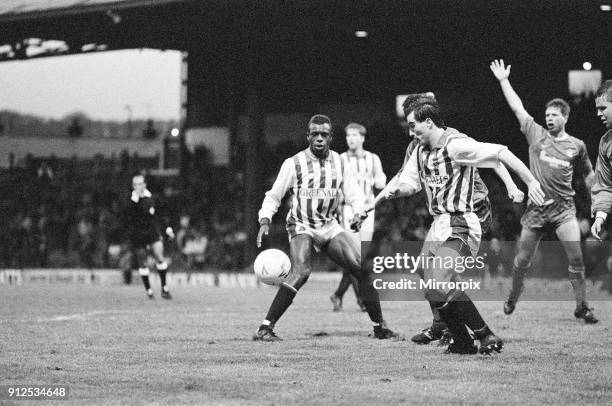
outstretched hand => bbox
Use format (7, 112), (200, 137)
(490, 59), (511, 81)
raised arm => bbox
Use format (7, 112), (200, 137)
(490, 59), (530, 124)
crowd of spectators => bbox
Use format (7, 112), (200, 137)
(0, 153), (247, 271)
(1, 93), (611, 287)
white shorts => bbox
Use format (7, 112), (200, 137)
(342, 205), (375, 241)
(421, 212), (482, 258)
(287, 219), (345, 250)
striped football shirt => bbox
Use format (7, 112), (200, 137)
(398, 128), (506, 216)
(340, 150), (386, 204)
(259, 148), (364, 229)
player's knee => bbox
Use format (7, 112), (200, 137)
(567, 253), (584, 268)
(513, 255), (531, 270)
(135, 249), (147, 266)
(345, 255), (361, 274)
(568, 264), (586, 279)
(292, 261), (312, 277)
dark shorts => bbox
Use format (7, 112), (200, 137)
(520, 199), (576, 232)
(131, 232), (162, 249)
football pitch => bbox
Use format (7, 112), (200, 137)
(1, 280), (611, 405)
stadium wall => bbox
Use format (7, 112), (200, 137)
(0, 136), (162, 167)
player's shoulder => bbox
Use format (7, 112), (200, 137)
(287, 149), (308, 162)
(405, 139), (420, 156)
(599, 130), (612, 146)
(443, 127), (470, 146)
(329, 150), (343, 160)
(599, 130), (612, 154)
(364, 149), (381, 161)
(566, 134), (586, 147)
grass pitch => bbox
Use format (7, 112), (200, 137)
(1, 279), (611, 405)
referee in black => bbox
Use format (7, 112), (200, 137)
(125, 173), (175, 299)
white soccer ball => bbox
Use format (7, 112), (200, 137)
(253, 249), (292, 285)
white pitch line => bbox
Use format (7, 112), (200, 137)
(37, 310), (131, 322)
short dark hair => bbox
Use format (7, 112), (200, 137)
(132, 172), (145, 181)
(545, 98), (570, 117)
(595, 80), (612, 102)
(308, 114), (332, 129)
(407, 99), (445, 127)
(402, 93), (437, 117)
(345, 122), (366, 136)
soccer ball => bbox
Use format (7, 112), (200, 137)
(253, 249), (292, 285)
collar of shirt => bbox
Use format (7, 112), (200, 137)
(346, 150), (367, 159)
(304, 148), (333, 162)
(428, 127), (458, 150)
(131, 189), (152, 203)
(547, 132), (569, 142)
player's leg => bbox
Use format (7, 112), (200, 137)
(410, 263), (447, 345)
(331, 205), (353, 311)
(330, 215), (366, 312)
(422, 243), (475, 354)
(411, 227), (448, 345)
(331, 270), (352, 311)
(253, 234), (314, 341)
(505, 226), (543, 314)
(354, 225), (374, 312)
(426, 240), (502, 354)
(150, 239), (171, 299)
(135, 246), (153, 299)
(325, 231), (396, 339)
(555, 220), (598, 323)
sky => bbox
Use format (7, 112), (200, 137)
(0, 49), (182, 121)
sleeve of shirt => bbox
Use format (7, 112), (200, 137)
(371, 153), (387, 189)
(258, 158), (295, 222)
(591, 135), (612, 216)
(342, 161), (366, 214)
(397, 146), (422, 193)
(397, 140), (418, 177)
(575, 140), (594, 177)
(447, 137), (507, 168)
(519, 114), (546, 146)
